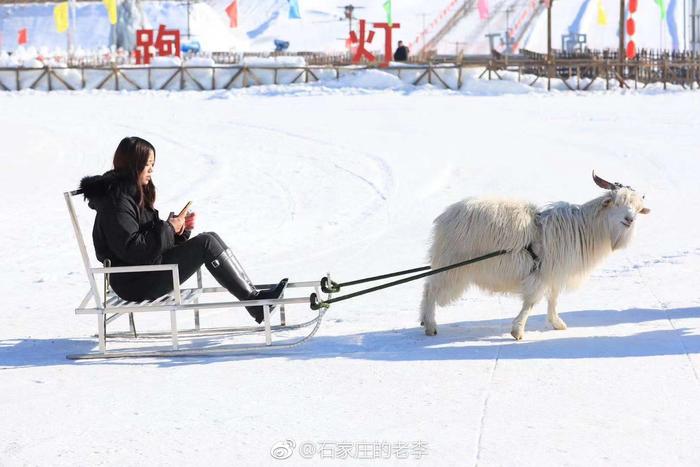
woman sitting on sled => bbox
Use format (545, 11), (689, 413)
(79, 136), (287, 323)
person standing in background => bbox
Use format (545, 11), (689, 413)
(393, 40), (409, 62)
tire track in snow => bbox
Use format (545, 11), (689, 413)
(117, 118), (394, 271)
(598, 247), (700, 276)
(111, 119), (390, 271)
(205, 119), (396, 266)
(473, 296), (508, 467)
(625, 254), (700, 383)
(215, 120), (394, 205)
(112, 121), (305, 231)
(112, 122), (232, 207)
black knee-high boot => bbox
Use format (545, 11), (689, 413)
(206, 249), (288, 323)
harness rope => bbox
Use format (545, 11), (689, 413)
(309, 249), (511, 310)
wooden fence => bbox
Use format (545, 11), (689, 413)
(2, 54), (700, 91)
(0, 63), (465, 91)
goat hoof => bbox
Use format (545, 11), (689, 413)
(420, 321), (424, 326)
(510, 329), (524, 340)
(550, 318), (567, 331)
(424, 326), (437, 336)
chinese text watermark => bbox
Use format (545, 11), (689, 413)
(270, 439), (428, 460)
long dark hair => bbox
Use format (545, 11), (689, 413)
(113, 136), (156, 209)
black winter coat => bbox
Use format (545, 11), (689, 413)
(79, 170), (190, 296)
(393, 45), (409, 62)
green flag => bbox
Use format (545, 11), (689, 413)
(383, 0), (392, 26)
(655, 0), (666, 20)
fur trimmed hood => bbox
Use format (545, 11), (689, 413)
(79, 170), (138, 210)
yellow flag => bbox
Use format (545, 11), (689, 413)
(54, 2), (69, 33)
(103, 0), (118, 25)
(597, 0), (608, 26)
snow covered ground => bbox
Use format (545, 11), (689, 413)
(0, 86), (699, 465)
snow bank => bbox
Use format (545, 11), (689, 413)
(151, 56), (182, 67)
(184, 57), (217, 90)
(325, 68), (407, 90)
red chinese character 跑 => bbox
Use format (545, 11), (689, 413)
(154, 24), (181, 58)
(134, 25), (181, 64)
(134, 28), (154, 64)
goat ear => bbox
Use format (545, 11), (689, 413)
(640, 207), (651, 214)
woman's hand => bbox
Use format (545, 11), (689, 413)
(169, 214), (186, 235)
(185, 211), (196, 231)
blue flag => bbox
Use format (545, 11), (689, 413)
(289, 0), (301, 19)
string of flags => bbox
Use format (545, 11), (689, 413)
(409, 0), (460, 51)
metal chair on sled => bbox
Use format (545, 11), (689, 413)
(64, 189), (331, 360)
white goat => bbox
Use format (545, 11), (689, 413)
(419, 172), (650, 340)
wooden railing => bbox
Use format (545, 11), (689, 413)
(2, 51), (700, 91)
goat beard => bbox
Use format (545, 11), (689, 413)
(611, 225), (634, 250)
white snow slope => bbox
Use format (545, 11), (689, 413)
(0, 85), (699, 466)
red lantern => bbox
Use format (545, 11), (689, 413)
(626, 40), (636, 59)
(629, 0), (638, 13)
(626, 18), (636, 36)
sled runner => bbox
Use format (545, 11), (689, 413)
(64, 190), (331, 360)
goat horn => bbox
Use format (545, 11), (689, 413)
(592, 171), (617, 190)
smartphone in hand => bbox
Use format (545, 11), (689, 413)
(178, 201), (193, 218)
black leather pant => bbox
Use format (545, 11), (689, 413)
(110, 231), (227, 301)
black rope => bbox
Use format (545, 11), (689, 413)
(310, 249), (510, 310)
(322, 264), (432, 293)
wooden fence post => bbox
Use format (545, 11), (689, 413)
(663, 56), (667, 90)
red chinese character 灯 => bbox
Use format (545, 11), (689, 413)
(348, 19), (376, 63)
(349, 19), (401, 66)
(372, 22), (401, 67)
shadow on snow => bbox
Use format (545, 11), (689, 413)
(1, 307), (699, 368)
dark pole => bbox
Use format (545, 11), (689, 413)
(547, 1), (552, 58)
(187, 0), (191, 40)
(547, 0), (553, 90)
(619, 0), (625, 61)
(619, 0), (626, 86)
